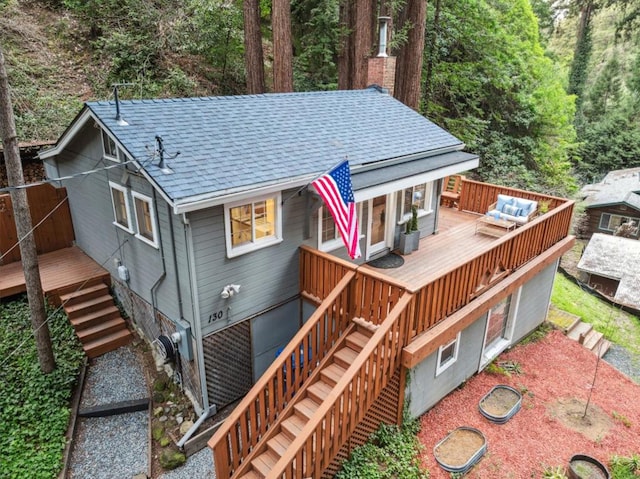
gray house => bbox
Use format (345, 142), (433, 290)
(40, 87), (478, 414)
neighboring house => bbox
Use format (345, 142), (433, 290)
(580, 167), (640, 239)
(577, 233), (640, 310)
(39, 87), (479, 414)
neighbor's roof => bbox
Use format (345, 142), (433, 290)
(577, 233), (640, 308)
(580, 167), (640, 210)
(42, 88), (474, 210)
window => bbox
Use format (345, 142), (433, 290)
(102, 130), (119, 162)
(225, 193), (282, 257)
(436, 332), (460, 376)
(317, 203), (364, 252)
(131, 191), (158, 248)
(599, 213), (640, 233)
(486, 296), (511, 348)
(401, 182), (433, 220)
(109, 181), (132, 232)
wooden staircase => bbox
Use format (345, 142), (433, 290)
(60, 283), (132, 358)
(566, 319), (611, 358)
(237, 322), (376, 479)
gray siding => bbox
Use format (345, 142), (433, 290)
(251, 299), (301, 380)
(190, 189), (307, 337)
(52, 123), (191, 325)
(406, 316), (487, 417)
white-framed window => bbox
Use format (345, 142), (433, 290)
(317, 203), (364, 252)
(131, 191), (159, 248)
(400, 182), (433, 221)
(224, 193), (282, 257)
(436, 332), (461, 376)
(102, 130), (120, 162)
(599, 213), (640, 233)
(109, 181), (133, 232)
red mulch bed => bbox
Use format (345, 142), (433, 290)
(418, 330), (640, 478)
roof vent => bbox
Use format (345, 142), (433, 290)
(155, 135), (179, 174)
(112, 83), (133, 126)
(377, 17), (391, 58)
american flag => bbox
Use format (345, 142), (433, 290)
(312, 161), (361, 259)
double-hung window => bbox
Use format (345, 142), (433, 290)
(317, 203), (363, 252)
(225, 193), (282, 257)
(109, 181), (132, 232)
(131, 191), (159, 248)
(599, 213), (640, 233)
(401, 182), (433, 221)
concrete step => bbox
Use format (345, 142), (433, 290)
(583, 329), (604, 351)
(69, 305), (121, 331)
(596, 339), (612, 358)
(60, 283), (110, 307)
(83, 329), (132, 358)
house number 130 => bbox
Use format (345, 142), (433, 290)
(208, 310), (224, 322)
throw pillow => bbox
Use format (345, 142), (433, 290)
(502, 204), (521, 216)
(496, 194), (514, 211)
(515, 199), (533, 216)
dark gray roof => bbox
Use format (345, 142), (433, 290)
(86, 88), (465, 203)
(577, 233), (640, 308)
(580, 167), (640, 210)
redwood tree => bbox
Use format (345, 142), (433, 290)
(243, 0), (266, 93)
(394, 0), (427, 110)
(272, 0), (294, 92)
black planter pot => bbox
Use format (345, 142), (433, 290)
(567, 454), (610, 479)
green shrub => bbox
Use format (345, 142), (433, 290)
(159, 448), (186, 470)
(0, 296), (84, 479)
(610, 455), (640, 479)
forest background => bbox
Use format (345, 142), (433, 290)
(0, 0), (639, 196)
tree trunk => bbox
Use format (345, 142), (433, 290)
(423, 0), (441, 114)
(0, 45), (55, 374)
(352, 0), (376, 89)
(337, 0), (354, 90)
(568, 1), (594, 101)
(243, 0), (265, 94)
(272, 0), (294, 92)
(394, 0), (427, 110)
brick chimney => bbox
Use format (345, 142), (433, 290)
(367, 17), (396, 95)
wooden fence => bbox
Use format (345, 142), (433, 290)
(0, 184), (74, 264)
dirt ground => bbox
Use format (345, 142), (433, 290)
(418, 329), (640, 478)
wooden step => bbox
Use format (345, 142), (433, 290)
(267, 432), (293, 457)
(69, 305), (121, 331)
(64, 294), (115, 319)
(76, 317), (128, 343)
(293, 397), (320, 420)
(320, 363), (346, 387)
(567, 321), (592, 342)
(251, 450), (280, 478)
(346, 330), (371, 351)
(281, 412), (307, 440)
(239, 470), (262, 479)
(596, 339), (611, 358)
(583, 329), (604, 351)
(83, 329), (132, 358)
(352, 317), (378, 334)
(307, 380), (332, 404)
(60, 283), (110, 307)
(334, 346), (359, 369)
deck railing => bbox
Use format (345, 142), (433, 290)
(268, 293), (414, 478)
(299, 246), (357, 304)
(208, 270), (356, 477)
(458, 179), (567, 213)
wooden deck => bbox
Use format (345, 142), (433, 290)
(0, 246), (110, 302)
(361, 208), (495, 290)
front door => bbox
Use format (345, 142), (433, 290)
(368, 195), (389, 258)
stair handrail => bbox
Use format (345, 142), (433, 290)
(208, 270), (356, 477)
(266, 292), (414, 478)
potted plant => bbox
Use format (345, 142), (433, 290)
(399, 220), (413, 255)
(410, 205), (420, 251)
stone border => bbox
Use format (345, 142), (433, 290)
(58, 357), (88, 479)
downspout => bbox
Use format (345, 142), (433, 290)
(167, 204), (184, 320)
(182, 213), (211, 412)
(150, 188), (167, 317)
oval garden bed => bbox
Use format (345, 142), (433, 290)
(568, 454), (610, 479)
(478, 385), (522, 424)
(433, 426), (487, 474)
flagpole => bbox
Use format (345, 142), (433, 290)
(281, 158), (348, 205)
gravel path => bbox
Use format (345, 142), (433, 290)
(157, 447), (216, 479)
(604, 343), (640, 383)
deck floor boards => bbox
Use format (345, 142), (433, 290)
(361, 208), (501, 290)
(0, 246), (110, 299)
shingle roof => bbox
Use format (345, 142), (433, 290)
(577, 233), (640, 308)
(86, 88), (465, 203)
(580, 167), (640, 210)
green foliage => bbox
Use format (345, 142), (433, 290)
(336, 414), (429, 479)
(159, 448), (186, 470)
(410, 205), (419, 232)
(542, 465), (568, 478)
(611, 410), (632, 428)
(519, 322), (551, 345)
(610, 455), (640, 478)
(0, 296), (84, 479)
